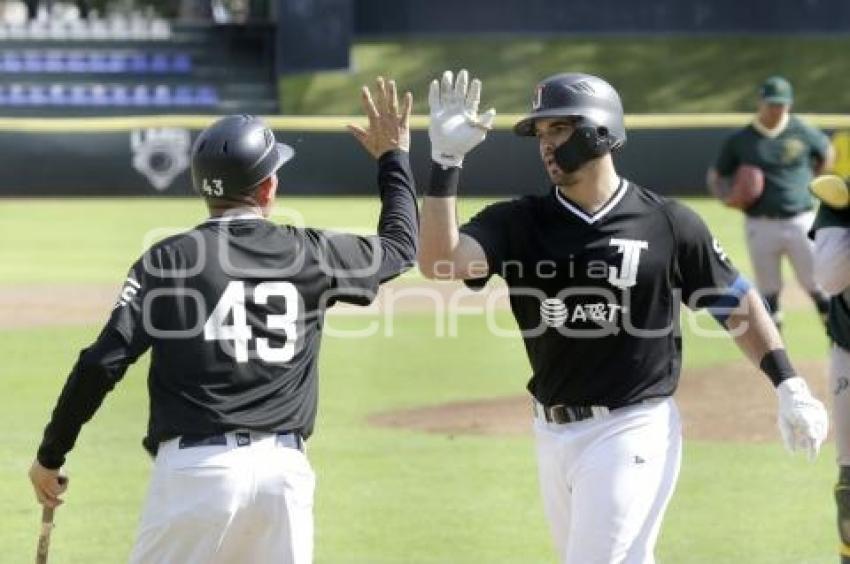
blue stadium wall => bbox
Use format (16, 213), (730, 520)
(353, 0), (850, 34)
(275, 0), (850, 76)
(3, 114), (850, 197)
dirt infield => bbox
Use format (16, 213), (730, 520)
(0, 284), (118, 329)
(368, 358), (831, 443)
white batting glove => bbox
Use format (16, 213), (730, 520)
(428, 69), (496, 168)
(776, 376), (828, 461)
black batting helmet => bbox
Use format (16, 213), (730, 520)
(191, 114), (294, 198)
(513, 73), (626, 150)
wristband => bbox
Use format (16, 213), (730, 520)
(760, 348), (795, 387)
(425, 161), (460, 197)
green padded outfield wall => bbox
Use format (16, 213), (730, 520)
(2, 114), (850, 197)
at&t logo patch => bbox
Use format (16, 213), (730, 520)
(541, 298), (568, 327)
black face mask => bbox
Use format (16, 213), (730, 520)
(553, 126), (611, 173)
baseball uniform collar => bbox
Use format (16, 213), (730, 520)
(204, 208), (265, 223)
(752, 113), (789, 138)
(553, 177), (627, 224)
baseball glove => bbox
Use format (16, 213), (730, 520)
(707, 165), (764, 210)
(730, 164), (764, 209)
(810, 174), (850, 209)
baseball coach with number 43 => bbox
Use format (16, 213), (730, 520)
(28, 76), (418, 564)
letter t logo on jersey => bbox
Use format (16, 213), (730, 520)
(608, 238), (649, 289)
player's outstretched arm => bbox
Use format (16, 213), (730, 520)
(670, 201), (826, 460)
(724, 288), (828, 460)
(348, 76), (419, 282)
(348, 76), (412, 159)
(419, 69), (496, 280)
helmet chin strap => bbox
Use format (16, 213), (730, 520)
(553, 126), (612, 173)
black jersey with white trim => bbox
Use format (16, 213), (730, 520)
(37, 150), (417, 469)
(460, 180), (739, 408)
(132, 219), (389, 454)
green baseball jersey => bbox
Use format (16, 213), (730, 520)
(811, 204), (850, 350)
(715, 115), (830, 218)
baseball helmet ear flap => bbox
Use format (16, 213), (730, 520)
(584, 125), (613, 154)
(553, 124), (615, 173)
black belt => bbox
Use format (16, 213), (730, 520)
(532, 399), (611, 424)
(178, 431), (303, 451)
(533, 397), (668, 424)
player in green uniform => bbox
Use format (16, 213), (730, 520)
(710, 76), (834, 330)
(811, 193), (850, 564)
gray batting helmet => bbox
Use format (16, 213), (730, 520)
(513, 73), (626, 150)
(191, 114), (295, 198)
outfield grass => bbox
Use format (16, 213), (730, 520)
(280, 36), (850, 115)
(0, 197), (837, 563)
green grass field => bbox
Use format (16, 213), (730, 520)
(280, 36), (850, 115)
(0, 197), (837, 563)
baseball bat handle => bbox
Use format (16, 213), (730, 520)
(42, 505), (55, 524)
(35, 506), (56, 564)
(35, 474), (67, 563)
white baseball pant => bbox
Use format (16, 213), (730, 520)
(745, 211), (819, 295)
(128, 430), (314, 564)
(533, 397), (682, 564)
(831, 345), (850, 467)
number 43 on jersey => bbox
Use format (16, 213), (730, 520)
(203, 281), (299, 363)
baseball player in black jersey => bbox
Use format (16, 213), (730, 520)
(28, 78), (418, 563)
(419, 69), (828, 563)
